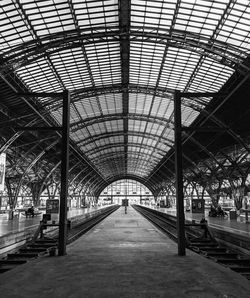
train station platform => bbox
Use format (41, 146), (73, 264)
(153, 206), (250, 238)
(0, 206), (110, 256)
(1, 206), (250, 297)
(0, 206), (108, 237)
(1, 204), (249, 240)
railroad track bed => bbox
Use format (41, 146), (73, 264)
(133, 204), (250, 281)
(67, 205), (120, 243)
(0, 205), (119, 274)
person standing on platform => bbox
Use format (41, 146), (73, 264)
(200, 216), (208, 238)
(26, 206), (35, 218)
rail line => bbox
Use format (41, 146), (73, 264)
(67, 205), (120, 243)
(0, 205), (120, 274)
(133, 204), (250, 281)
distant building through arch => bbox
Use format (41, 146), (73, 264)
(99, 179), (154, 206)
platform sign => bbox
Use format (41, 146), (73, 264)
(46, 199), (59, 214)
(159, 200), (165, 207)
(191, 199), (205, 213)
(0, 153), (6, 191)
(122, 199), (129, 206)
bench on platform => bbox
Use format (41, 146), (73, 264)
(0, 207), (7, 214)
(21, 211), (42, 218)
(241, 209), (250, 223)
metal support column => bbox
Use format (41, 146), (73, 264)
(58, 90), (70, 256)
(174, 90), (186, 256)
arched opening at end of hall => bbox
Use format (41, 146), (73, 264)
(99, 179), (154, 206)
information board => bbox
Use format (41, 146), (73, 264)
(122, 199), (129, 206)
(191, 199), (205, 213)
(46, 199), (59, 214)
(0, 153), (6, 191)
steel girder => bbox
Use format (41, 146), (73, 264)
(87, 141), (167, 159)
(71, 113), (174, 133)
(0, 75), (107, 189)
(43, 84), (173, 111)
(77, 130), (173, 148)
(119, 0), (130, 175)
(1, 6), (250, 196)
(1, 27), (249, 76)
(146, 81), (250, 186)
(13, 139), (59, 206)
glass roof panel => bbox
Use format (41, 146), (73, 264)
(217, 1), (250, 49)
(72, 128), (90, 144)
(162, 127), (175, 142)
(131, 0), (175, 29)
(50, 48), (92, 89)
(145, 122), (165, 136)
(99, 93), (123, 115)
(158, 48), (201, 91)
(85, 41), (121, 87)
(73, 97), (102, 119)
(182, 106), (200, 127)
(150, 96), (174, 119)
(17, 58), (63, 93)
(0, 2), (34, 52)
(1, 0), (249, 183)
(187, 57), (234, 92)
(22, 0), (76, 37)
(174, 0), (226, 35)
(130, 41), (165, 86)
(73, 0), (119, 29)
(129, 93), (153, 115)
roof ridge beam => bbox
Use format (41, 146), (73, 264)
(119, 0), (131, 174)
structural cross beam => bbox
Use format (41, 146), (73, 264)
(15, 90), (70, 256)
(174, 90), (224, 256)
(119, 0), (131, 175)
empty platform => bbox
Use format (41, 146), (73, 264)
(0, 206), (105, 237)
(0, 206), (250, 297)
(153, 206), (250, 238)
(0, 206), (111, 257)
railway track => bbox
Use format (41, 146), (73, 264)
(133, 204), (250, 281)
(67, 205), (120, 243)
(0, 205), (119, 274)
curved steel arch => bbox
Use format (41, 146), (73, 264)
(13, 139), (59, 205)
(0, 119), (38, 154)
(82, 174), (100, 194)
(95, 174), (156, 198)
(87, 142), (167, 158)
(71, 113), (173, 133)
(80, 171), (103, 188)
(93, 177), (155, 198)
(74, 168), (96, 190)
(91, 151), (162, 167)
(152, 152), (203, 195)
(47, 84), (174, 110)
(2, 27), (248, 75)
(146, 84), (250, 186)
(77, 130), (173, 148)
(37, 161), (61, 199)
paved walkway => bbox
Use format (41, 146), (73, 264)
(0, 206), (250, 297)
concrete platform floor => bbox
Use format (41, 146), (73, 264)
(1, 206), (250, 298)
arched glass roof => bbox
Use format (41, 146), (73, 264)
(100, 179), (153, 196)
(0, 0), (250, 193)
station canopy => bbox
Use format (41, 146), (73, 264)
(0, 0), (250, 195)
